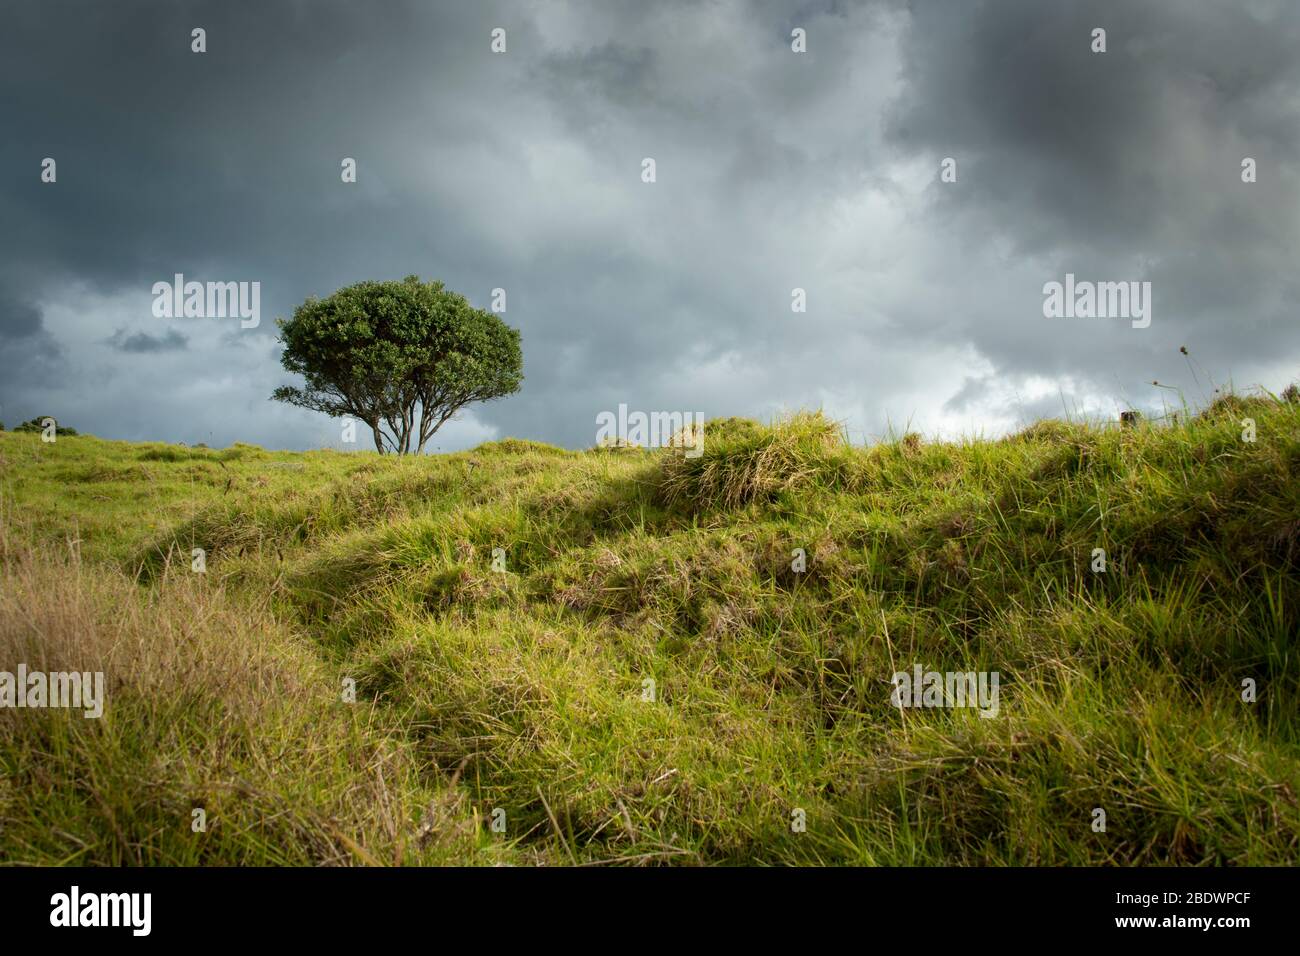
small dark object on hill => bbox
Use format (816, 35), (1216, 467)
(1120, 410), (1141, 428)
(1283, 384), (1299, 404)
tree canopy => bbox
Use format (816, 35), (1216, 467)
(272, 276), (523, 454)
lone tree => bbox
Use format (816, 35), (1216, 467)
(272, 276), (523, 454)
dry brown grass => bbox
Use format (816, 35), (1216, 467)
(1, 542), (305, 724)
(0, 533), (501, 866)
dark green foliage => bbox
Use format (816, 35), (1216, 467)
(272, 276), (523, 454)
(13, 416), (77, 436)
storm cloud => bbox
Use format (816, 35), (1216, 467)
(106, 327), (188, 354)
(1, 0), (1297, 449)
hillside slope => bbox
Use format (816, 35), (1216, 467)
(2, 399), (1298, 865)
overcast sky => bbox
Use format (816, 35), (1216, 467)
(2, 0), (1298, 451)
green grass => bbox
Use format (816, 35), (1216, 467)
(2, 395), (1298, 865)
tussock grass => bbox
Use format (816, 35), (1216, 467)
(1, 393), (1298, 865)
(657, 412), (848, 510)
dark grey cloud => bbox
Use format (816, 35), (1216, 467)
(0, 289), (63, 397)
(0, 292), (44, 341)
(105, 327), (188, 353)
(884, 0), (1300, 399)
(1, 0), (1297, 449)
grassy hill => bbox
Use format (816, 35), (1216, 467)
(2, 398), (1298, 865)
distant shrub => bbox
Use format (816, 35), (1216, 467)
(137, 446), (191, 462)
(219, 443), (268, 462)
(477, 438), (570, 456)
(13, 416), (78, 436)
